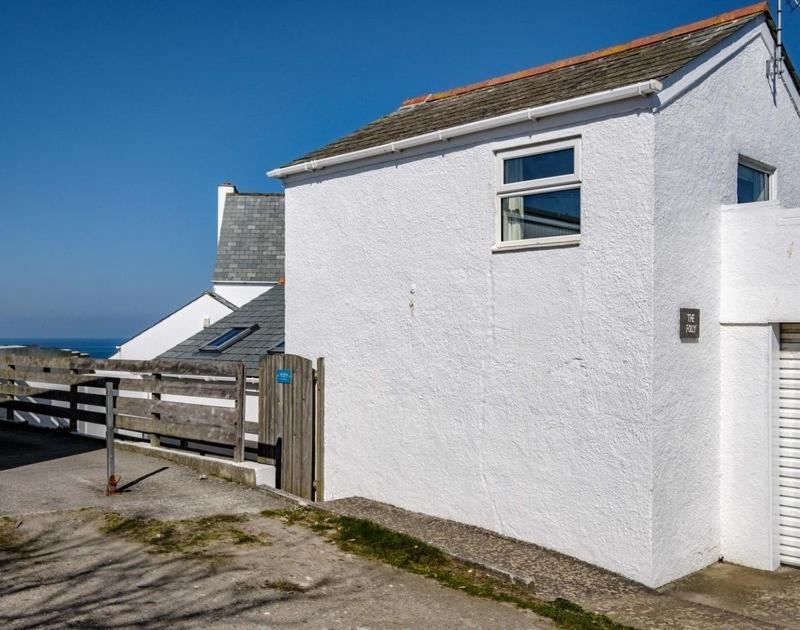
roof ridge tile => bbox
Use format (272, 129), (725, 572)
(401, 2), (768, 106)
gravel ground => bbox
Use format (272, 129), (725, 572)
(0, 425), (549, 629)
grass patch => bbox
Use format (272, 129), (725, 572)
(261, 508), (629, 630)
(102, 513), (269, 555)
(0, 516), (30, 554)
(262, 578), (306, 593)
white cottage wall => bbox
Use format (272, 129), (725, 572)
(720, 323), (780, 570)
(113, 294), (233, 361)
(653, 23), (800, 585)
(212, 283), (273, 308)
(285, 103), (658, 584)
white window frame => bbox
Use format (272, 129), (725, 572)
(737, 155), (776, 205)
(493, 137), (582, 251)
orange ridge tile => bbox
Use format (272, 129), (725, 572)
(402, 2), (768, 107)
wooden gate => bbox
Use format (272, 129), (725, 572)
(258, 354), (324, 500)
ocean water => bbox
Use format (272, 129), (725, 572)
(0, 338), (124, 359)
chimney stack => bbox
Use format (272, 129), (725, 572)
(217, 182), (237, 243)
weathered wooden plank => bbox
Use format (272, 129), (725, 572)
(0, 371), (236, 401)
(0, 385), (106, 408)
(116, 414), (237, 445)
(258, 358), (269, 464)
(0, 354), (240, 377)
(244, 421), (259, 435)
(114, 394), (237, 424)
(294, 355), (303, 498)
(0, 400), (106, 425)
(4, 364), (14, 421)
(0, 383), (67, 398)
(149, 373), (162, 447)
(0, 383), (106, 407)
(315, 357), (325, 502)
(300, 356), (313, 499)
(0, 370), (105, 386)
(69, 368), (79, 432)
(157, 400), (236, 424)
(233, 362), (245, 462)
(115, 376), (236, 399)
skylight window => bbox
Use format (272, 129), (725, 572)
(200, 325), (258, 352)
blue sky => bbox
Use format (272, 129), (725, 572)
(0, 0), (793, 338)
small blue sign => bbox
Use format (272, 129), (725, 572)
(276, 369), (293, 385)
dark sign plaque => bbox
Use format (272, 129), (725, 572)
(680, 308), (700, 339)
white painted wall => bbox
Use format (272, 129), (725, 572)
(218, 183), (236, 243)
(280, 18), (800, 587)
(722, 202), (800, 323)
(720, 323), (780, 570)
(654, 21), (800, 584)
(719, 200), (800, 568)
(212, 283), (273, 308)
(112, 293), (233, 361)
(285, 100), (659, 584)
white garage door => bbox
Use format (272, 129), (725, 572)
(780, 323), (800, 567)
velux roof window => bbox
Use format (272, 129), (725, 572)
(200, 325), (258, 352)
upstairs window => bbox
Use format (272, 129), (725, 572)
(200, 325), (258, 352)
(737, 157), (773, 204)
(495, 138), (581, 248)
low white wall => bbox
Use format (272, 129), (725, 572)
(722, 202), (800, 324)
(720, 324), (780, 570)
(113, 294), (233, 360)
(719, 203), (800, 571)
(212, 283), (273, 308)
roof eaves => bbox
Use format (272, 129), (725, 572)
(118, 292), (235, 348)
(206, 291), (240, 311)
(402, 2), (769, 106)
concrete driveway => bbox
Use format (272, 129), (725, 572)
(0, 425), (549, 629)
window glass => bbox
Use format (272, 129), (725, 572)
(737, 162), (769, 203)
(504, 148), (574, 184)
(204, 327), (248, 349)
(501, 188), (580, 241)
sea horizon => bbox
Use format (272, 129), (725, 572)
(0, 337), (125, 359)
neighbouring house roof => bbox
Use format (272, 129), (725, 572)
(279, 3), (784, 169)
(117, 291), (237, 348)
(158, 285), (284, 375)
(214, 193), (285, 284)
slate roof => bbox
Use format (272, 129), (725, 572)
(159, 286), (284, 376)
(283, 3), (774, 167)
(214, 193), (284, 283)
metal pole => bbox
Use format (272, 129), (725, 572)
(105, 380), (120, 495)
(778, 0), (784, 77)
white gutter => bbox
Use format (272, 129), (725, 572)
(267, 79), (662, 179)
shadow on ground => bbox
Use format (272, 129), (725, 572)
(0, 512), (308, 630)
(0, 423), (103, 471)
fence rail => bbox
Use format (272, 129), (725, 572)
(0, 354), (247, 462)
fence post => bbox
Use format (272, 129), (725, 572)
(150, 373), (161, 447)
(233, 362), (245, 462)
(6, 363), (15, 422)
(314, 357), (325, 502)
(69, 368), (78, 433)
(257, 357), (267, 464)
(105, 380), (119, 495)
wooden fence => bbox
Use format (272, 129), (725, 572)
(258, 354), (325, 501)
(0, 354), (249, 462)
